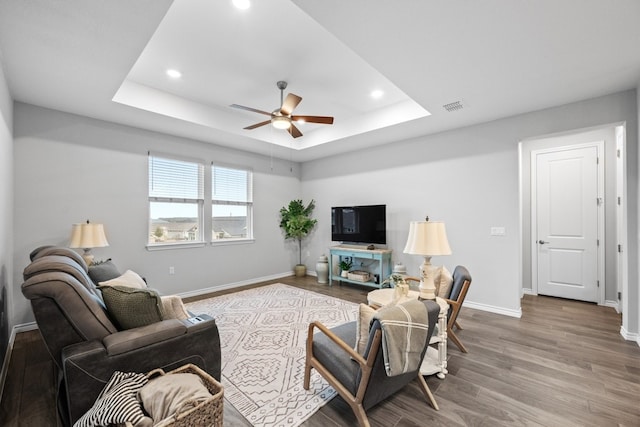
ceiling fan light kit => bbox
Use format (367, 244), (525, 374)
(271, 115), (291, 130)
(230, 81), (334, 138)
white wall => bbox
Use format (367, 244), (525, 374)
(302, 90), (639, 331)
(0, 57), (13, 364)
(12, 103), (301, 325)
(9, 91), (640, 340)
(637, 84), (640, 344)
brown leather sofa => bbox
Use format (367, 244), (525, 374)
(21, 246), (221, 426)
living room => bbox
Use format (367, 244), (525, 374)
(0, 1), (639, 426)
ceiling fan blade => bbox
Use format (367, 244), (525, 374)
(244, 120), (271, 130)
(288, 123), (303, 138)
(280, 93), (302, 116)
(291, 115), (334, 125)
(230, 104), (272, 116)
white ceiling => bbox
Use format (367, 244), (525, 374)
(1, 0), (639, 162)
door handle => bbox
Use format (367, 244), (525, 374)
(538, 240), (549, 245)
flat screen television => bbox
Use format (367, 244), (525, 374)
(331, 204), (386, 245)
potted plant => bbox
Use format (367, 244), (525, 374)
(279, 199), (318, 277)
(381, 274), (406, 288)
(381, 274), (410, 300)
(338, 259), (353, 277)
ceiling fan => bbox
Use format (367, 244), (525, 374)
(230, 81), (334, 138)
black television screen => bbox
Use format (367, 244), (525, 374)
(331, 204), (386, 244)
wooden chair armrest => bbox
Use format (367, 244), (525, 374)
(307, 321), (366, 366)
(444, 298), (459, 307)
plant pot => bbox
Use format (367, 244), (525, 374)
(294, 264), (307, 277)
(340, 270), (349, 278)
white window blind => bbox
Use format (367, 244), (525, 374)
(148, 154), (205, 246)
(149, 156), (204, 201)
(212, 166), (252, 204)
(212, 164), (253, 240)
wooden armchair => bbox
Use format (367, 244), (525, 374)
(405, 265), (472, 353)
(304, 299), (440, 427)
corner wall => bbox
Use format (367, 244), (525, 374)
(0, 58), (13, 366)
(637, 84), (640, 344)
(12, 103), (301, 325)
(302, 90), (639, 335)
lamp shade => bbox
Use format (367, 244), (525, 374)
(69, 222), (109, 249)
(403, 221), (451, 256)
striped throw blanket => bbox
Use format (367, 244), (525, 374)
(373, 299), (429, 376)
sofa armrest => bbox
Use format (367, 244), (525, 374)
(61, 315), (220, 425)
(103, 319), (187, 355)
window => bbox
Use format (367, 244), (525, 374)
(212, 164), (253, 241)
(148, 155), (204, 246)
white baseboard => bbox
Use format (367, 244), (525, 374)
(178, 271), (295, 299)
(620, 326), (640, 346)
(0, 321), (38, 405)
(522, 288), (535, 295)
(603, 299), (620, 313)
(464, 300), (522, 318)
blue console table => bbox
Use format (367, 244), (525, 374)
(328, 245), (392, 288)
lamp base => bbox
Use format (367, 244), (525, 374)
(418, 281), (437, 300)
(81, 248), (95, 266)
(418, 256), (437, 300)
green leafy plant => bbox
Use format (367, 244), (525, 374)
(338, 259), (353, 271)
(381, 274), (407, 288)
(279, 199), (318, 266)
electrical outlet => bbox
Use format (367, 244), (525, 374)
(490, 227), (506, 236)
(169, 266), (175, 275)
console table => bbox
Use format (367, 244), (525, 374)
(367, 289), (449, 379)
(328, 245), (392, 288)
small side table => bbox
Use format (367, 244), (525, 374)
(367, 288), (449, 379)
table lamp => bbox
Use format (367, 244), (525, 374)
(69, 220), (109, 265)
(403, 218), (451, 299)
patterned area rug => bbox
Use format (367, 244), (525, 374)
(185, 283), (358, 427)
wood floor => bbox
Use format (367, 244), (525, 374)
(1, 276), (638, 426)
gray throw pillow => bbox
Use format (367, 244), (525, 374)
(99, 285), (164, 330)
(88, 259), (121, 284)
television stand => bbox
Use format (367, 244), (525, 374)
(328, 245), (392, 288)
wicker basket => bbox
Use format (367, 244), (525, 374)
(347, 270), (371, 282)
(147, 364), (223, 427)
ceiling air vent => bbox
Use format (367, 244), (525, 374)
(443, 100), (464, 112)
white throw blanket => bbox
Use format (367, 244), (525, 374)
(373, 299), (429, 376)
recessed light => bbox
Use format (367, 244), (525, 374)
(296, 119), (306, 124)
(370, 89), (384, 99)
(232, 0), (250, 10)
(166, 69), (182, 79)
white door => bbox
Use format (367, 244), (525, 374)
(534, 144), (602, 302)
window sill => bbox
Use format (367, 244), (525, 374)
(210, 238), (255, 247)
(146, 242), (206, 251)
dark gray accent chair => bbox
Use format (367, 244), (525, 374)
(21, 246), (221, 426)
(304, 299), (440, 427)
(445, 265), (472, 353)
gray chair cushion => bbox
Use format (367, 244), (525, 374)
(311, 321), (360, 394)
(449, 266), (471, 301)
